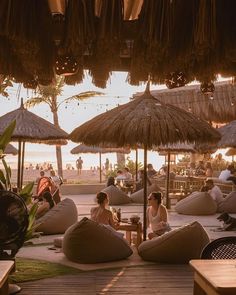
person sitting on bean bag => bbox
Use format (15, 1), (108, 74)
(35, 191), (55, 219)
(147, 191), (171, 239)
(90, 192), (119, 230)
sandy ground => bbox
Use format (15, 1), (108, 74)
(10, 169), (106, 184)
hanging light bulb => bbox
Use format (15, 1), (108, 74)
(165, 71), (187, 89)
(55, 55), (79, 76)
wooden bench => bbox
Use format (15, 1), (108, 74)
(0, 260), (14, 295)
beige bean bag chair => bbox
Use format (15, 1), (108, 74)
(130, 184), (161, 203)
(218, 191), (236, 213)
(138, 221), (209, 264)
(62, 217), (133, 263)
(175, 192), (217, 215)
(102, 185), (132, 205)
(35, 198), (78, 234)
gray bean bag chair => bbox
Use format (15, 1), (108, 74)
(102, 185), (132, 205)
(63, 217), (133, 263)
(175, 192), (217, 215)
(138, 221), (209, 264)
(35, 198), (78, 234)
(218, 191), (236, 213)
(130, 184), (161, 203)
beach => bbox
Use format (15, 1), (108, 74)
(10, 168), (106, 185)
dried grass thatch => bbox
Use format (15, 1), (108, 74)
(156, 142), (196, 154)
(226, 148), (236, 157)
(70, 144), (130, 154)
(139, 81), (236, 124)
(0, 103), (68, 144)
(217, 121), (236, 148)
(5, 143), (18, 155)
(70, 84), (220, 148)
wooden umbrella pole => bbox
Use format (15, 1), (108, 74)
(135, 148), (138, 181)
(17, 140), (22, 191)
(20, 141), (25, 190)
(99, 152), (102, 183)
(143, 145), (148, 241)
(166, 151), (171, 209)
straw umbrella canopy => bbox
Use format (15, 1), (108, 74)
(217, 121), (236, 148)
(226, 148), (236, 162)
(70, 144), (130, 183)
(5, 144), (18, 155)
(70, 84), (220, 240)
(0, 100), (68, 189)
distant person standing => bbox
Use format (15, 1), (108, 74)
(105, 158), (110, 171)
(76, 156), (83, 175)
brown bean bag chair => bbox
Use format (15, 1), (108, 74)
(35, 198), (78, 234)
(102, 185), (132, 205)
(130, 184), (161, 203)
(62, 217), (133, 263)
(138, 221), (209, 264)
(175, 192), (217, 215)
(218, 191), (236, 213)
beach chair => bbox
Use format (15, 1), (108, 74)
(35, 176), (61, 204)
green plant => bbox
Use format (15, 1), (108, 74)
(0, 120), (39, 242)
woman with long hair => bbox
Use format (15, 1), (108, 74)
(147, 191), (171, 239)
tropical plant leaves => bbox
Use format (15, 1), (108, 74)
(0, 120), (16, 151)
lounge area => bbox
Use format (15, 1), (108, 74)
(11, 193), (236, 294)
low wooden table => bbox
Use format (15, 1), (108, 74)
(117, 222), (142, 247)
(0, 260), (14, 295)
(190, 259), (236, 295)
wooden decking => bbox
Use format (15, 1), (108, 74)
(19, 264), (193, 295)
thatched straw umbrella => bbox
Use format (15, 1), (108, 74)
(70, 144), (130, 183)
(138, 81), (236, 124)
(217, 121), (236, 148)
(70, 83), (220, 240)
(226, 148), (236, 162)
(0, 100), (68, 189)
(5, 144), (18, 155)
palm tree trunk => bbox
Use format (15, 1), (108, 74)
(116, 153), (125, 167)
(51, 96), (63, 178)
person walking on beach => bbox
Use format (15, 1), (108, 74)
(76, 156), (83, 175)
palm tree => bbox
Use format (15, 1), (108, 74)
(0, 76), (13, 97)
(24, 76), (104, 178)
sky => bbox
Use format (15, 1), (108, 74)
(0, 71), (168, 169)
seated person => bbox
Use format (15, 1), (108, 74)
(147, 191), (171, 239)
(136, 169), (152, 191)
(106, 176), (115, 187)
(219, 164), (236, 184)
(195, 161), (206, 176)
(201, 179), (224, 205)
(157, 165), (175, 180)
(123, 167), (133, 180)
(205, 162), (213, 178)
(90, 192), (119, 230)
(147, 163), (157, 178)
(35, 191), (55, 219)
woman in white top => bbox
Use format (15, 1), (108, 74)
(147, 191), (171, 239)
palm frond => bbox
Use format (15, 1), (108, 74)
(64, 91), (105, 103)
(24, 97), (51, 108)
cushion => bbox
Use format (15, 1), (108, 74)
(130, 184), (161, 204)
(175, 192), (217, 215)
(138, 221), (209, 264)
(62, 217), (133, 263)
(35, 198), (78, 234)
(102, 185), (131, 205)
(54, 237), (63, 248)
(218, 191), (236, 213)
